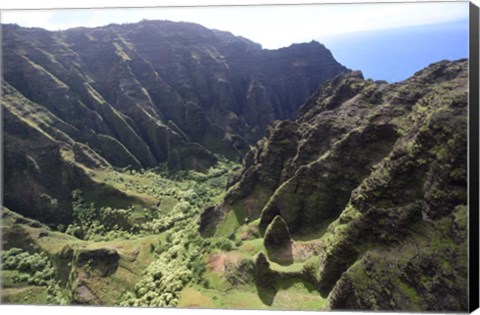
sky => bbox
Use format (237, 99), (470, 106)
(0, 1), (471, 82)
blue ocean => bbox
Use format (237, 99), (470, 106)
(321, 19), (469, 82)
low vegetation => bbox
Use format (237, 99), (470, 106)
(1, 248), (69, 304)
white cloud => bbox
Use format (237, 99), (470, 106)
(1, 1), (469, 49)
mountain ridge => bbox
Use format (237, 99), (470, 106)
(2, 20), (347, 225)
(2, 20), (347, 166)
(203, 58), (468, 311)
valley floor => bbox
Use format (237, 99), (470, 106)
(1, 160), (329, 310)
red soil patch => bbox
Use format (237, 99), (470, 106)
(207, 253), (226, 273)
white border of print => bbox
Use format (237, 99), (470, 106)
(0, 1), (478, 315)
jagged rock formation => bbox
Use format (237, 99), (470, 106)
(2, 21), (346, 224)
(209, 59), (468, 311)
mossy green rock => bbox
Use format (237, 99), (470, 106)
(264, 216), (291, 249)
(328, 207), (468, 311)
(254, 252), (279, 292)
(263, 215), (294, 265)
(215, 59), (468, 311)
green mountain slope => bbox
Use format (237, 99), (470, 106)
(205, 59), (468, 311)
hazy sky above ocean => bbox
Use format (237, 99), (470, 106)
(321, 18), (469, 82)
(2, 1), (470, 82)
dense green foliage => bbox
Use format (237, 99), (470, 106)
(64, 160), (240, 242)
(2, 248), (54, 286)
(66, 191), (135, 241)
(1, 248), (69, 304)
(118, 160), (240, 306)
(121, 222), (205, 306)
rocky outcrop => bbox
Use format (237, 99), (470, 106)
(264, 215), (291, 249)
(327, 206), (468, 311)
(254, 252), (279, 303)
(211, 59), (468, 311)
(54, 244), (120, 304)
(263, 215), (293, 264)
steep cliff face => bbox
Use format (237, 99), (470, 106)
(2, 82), (142, 225)
(208, 59), (468, 311)
(2, 21), (347, 167)
(2, 20), (346, 225)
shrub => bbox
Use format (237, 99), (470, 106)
(1, 248), (56, 287)
(212, 237), (236, 252)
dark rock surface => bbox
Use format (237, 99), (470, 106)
(2, 21), (347, 169)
